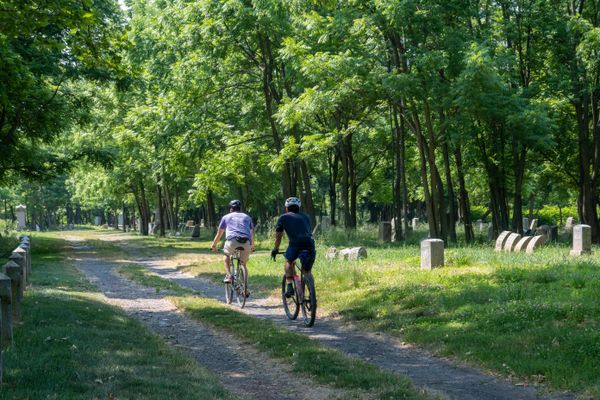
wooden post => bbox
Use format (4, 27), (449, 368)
(3, 261), (22, 322)
(0, 272), (12, 348)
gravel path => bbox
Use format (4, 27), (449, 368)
(131, 255), (575, 400)
(66, 238), (345, 400)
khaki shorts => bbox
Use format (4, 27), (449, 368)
(223, 238), (251, 262)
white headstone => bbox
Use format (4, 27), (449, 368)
(514, 236), (534, 252)
(148, 222), (154, 235)
(420, 239), (444, 270)
(94, 216), (101, 226)
(118, 213), (124, 228)
(565, 217), (575, 232)
(391, 217), (399, 242)
(412, 218), (419, 230)
(570, 224), (591, 256)
(321, 216), (331, 230)
(522, 217), (529, 230)
(503, 233), (522, 252)
(35, 224), (40, 232)
(495, 231), (512, 251)
(476, 219), (483, 232)
(15, 205), (26, 230)
(339, 247), (368, 260)
(200, 218), (205, 228)
(526, 235), (546, 254)
(529, 219), (538, 231)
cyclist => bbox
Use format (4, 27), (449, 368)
(211, 200), (255, 284)
(271, 197), (316, 298)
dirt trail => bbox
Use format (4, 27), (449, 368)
(65, 236), (345, 400)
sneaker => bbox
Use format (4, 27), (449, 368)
(223, 274), (232, 283)
(285, 283), (294, 298)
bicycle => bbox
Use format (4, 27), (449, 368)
(222, 247), (249, 308)
(272, 251), (317, 327)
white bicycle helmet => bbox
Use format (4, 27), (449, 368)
(284, 197), (301, 208)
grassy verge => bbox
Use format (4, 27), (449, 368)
(118, 264), (434, 400)
(0, 234), (235, 400)
(80, 229), (600, 397)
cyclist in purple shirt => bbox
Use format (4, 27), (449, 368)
(210, 200), (254, 283)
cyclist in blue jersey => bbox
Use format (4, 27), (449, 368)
(271, 197), (316, 298)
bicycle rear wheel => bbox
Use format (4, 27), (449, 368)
(300, 273), (317, 327)
(281, 275), (299, 320)
(235, 263), (248, 308)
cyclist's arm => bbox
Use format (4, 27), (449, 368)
(210, 228), (225, 251)
(273, 230), (284, 251)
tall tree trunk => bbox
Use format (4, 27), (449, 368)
(392, 106), (404, 240)
(156, 177), (165, 237)
(327, 148), (339, 226)
(442, 137), (457, 243)
(455, 144), (474, 243)
(339, 139), (351, 229)
(511, 141), (527, 234)
(299, 160), (316, 227)
(206, 190), (217, 231)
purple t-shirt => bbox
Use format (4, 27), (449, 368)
(219, 212), (253, 241)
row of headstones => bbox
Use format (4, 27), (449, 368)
(420, 224), (593, 271)
(0, 235), (31, 383)
(494, 231), (546, 253)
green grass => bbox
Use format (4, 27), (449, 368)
(0, 234), (236, 400)
(113, 263), (433, 399)
(71, 229), (600, 398)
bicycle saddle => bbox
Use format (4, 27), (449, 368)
(235, 246), (245, 251)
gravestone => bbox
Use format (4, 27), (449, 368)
(15, 205), (26, 230)
(570, 224), (591, 256)
(35, 224), (40, 232)
(117, 213), (124, 229)
(537, 225), (551, 242)
(321, 216), (331, 230)
(514, 236), (534, 252)
(200, 218), (205, 228)
(565, 217), (575, 232)
(476, 219), (483, 232)
(8, 253), (25, 296)
(379, 221), (392, 242)
(312, 223), (321, 237)
(421, 239), (444, 270)
(488, 225), (495, 241)
(325, 247), (338, 260)
(148, 222), (154, 235)
(526, 235), (545, 254)
(3, 261), (21, 321)
(529, 219), (538, 231)
(495, 231), (512, 251)
(94, 216), (101, 226)
(191, 224), (201, 240)
(412, 218), (419, 230)
(522, 217), (529, 231)
(503, 233), (522, 252)
(339, 247), (368, 260)
(0, 272), (12, 348)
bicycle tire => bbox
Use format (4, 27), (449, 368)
(300, 273), (317, 327)
(236, 262), (247, 308)
(281, 275), (299, 320)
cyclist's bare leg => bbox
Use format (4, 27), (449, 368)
(223, 254), (232, 275)
(284, 259), (294, 282)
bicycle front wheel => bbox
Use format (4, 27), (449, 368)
(281, 275), (299, 320)
(235, 263), (248, 308)
(301, 273), (317, 327)
(225, 282), (233, 304)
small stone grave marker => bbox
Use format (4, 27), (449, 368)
(421, 239), (444, 270)
(570, 224), (591, 256)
